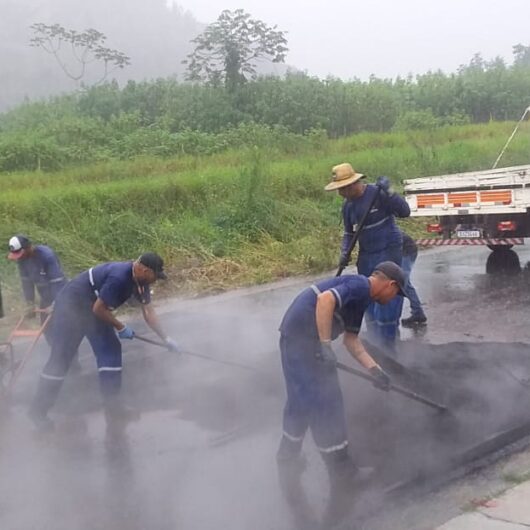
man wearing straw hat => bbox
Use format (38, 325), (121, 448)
(325, 163), (410, 350)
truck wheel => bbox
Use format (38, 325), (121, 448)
(487, 244), (514, 251)
(486, 248), (520, 275)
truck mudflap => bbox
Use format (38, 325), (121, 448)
(416, 238), (524, 246)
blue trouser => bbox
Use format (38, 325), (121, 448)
(357, 245), (404, 345)
(39, 296), (54, 345)
(280, 334), (348, 455)
(31, 291), (122, 417)
(401, 255), (425, 318)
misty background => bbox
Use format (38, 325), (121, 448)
(2, 0), (530, 111)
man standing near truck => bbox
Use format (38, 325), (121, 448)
(325, 163), (411, 350)
(401, 231), (427, 327)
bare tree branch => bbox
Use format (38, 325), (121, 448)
(29, 23), (131, 87)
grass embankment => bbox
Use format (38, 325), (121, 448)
(1, 121), (529, 324)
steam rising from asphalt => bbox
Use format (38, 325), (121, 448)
(2, 256), (530, 529)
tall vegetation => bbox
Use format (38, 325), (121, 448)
(1, 46), (530, 172)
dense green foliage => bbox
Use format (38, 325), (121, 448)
(1, 121), (529, 316)
(1, 49), (530, 172)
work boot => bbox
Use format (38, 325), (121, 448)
(401, 314), (427, 328)
(329, 458), (374, 490)
(28, 376), (63, 433)
(322, 450), (374, 527)
(276, 435), (306, 477)
(104, 398), (141, 427)
(323, 447), (374, 490)
(28, 406), (55, 433)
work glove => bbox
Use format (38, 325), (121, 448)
(165, 337), (180, 353)
(376, 175), (391, 193)
(316, 341), (337, 366)
(117, 325), (135, 340)
(338, 253), (351, 269)
(369, 365), (391, 391)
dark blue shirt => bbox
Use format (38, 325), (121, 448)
(17, 245), (67, 306)
(65, 261), (151, 310)
(341, 184), (410, 255)
(279, 275), (372, 341)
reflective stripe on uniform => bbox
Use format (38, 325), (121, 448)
(98, 367), (122, 372)
(330, 288), (342, 308)
(283, 430), (304, 442)
(310, 284), (321, 296)
(311, 284), (345, 328)
(40, 372), (65, 381)
(88, 268), (99, 296)
(49, 277), (65, 283)
(316, 440), (349, 453)
(363, 216), (390, 230)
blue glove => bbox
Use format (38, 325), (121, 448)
(165, 337), (180, 353)
(316, 341), (337, 366)
(376, 176), (391, 193)
(118, 325), (135, 340)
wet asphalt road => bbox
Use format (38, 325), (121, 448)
(1, 244), (530, 530)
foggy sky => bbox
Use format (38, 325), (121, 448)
(173, 0), (530, 79)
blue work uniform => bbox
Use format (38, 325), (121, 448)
(401, 232), (425, 319)
(17, 245), (67, 340)
(32, 261), (150, 417)
(279, 275), (371, 456)
(17, 245), (67, 308)
(341, 184), (410, 345)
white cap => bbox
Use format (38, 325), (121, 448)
(7, 235), (31, 260)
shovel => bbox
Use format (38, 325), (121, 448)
(133, 334), (260, 372)
(335, 360), (449, 414)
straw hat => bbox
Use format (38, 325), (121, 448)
(324, 163), (364, 191)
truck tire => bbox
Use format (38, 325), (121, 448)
(486, 248), (520, 275)
(487, 244), (514, 251)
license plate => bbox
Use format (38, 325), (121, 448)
(456, 230), (481, 238)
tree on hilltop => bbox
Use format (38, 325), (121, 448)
(183, 9), (288, 90)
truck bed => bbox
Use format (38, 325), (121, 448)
(404, 164), (530, 216)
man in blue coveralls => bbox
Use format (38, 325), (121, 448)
(325, 163), (410, 350)
(29, 252), (179, 431)
(400, 231), (427, 327)
(7, 235), (67, 341)
(277, 261), (407, 485)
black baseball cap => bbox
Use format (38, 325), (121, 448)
(374, 261), (407, 297)
(138, 252), (167, 280)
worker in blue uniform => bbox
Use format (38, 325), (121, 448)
(325, 163), (411, 349)
(277, 261), (407, 485)
(400, 231), (427, 327)
(28, 252), (179, 431)
(7, 235), (67, 341)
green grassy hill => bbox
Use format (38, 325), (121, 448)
(1, 121), (529, 321)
